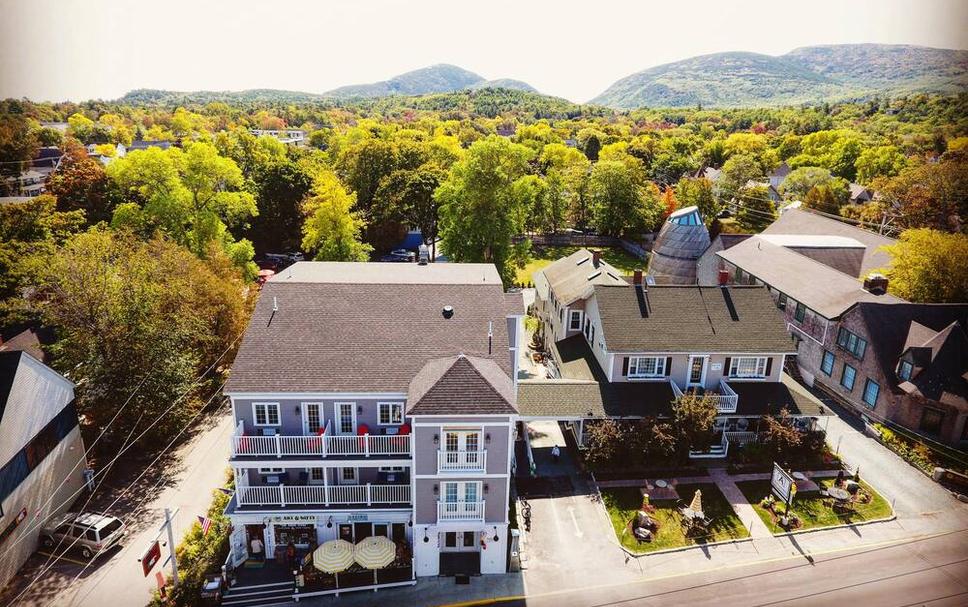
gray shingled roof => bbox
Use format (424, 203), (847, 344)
(762, 208), (895, 276)
(536, 248), (628, 305)
(594, 284), (796, 353)
(717, 237), (904, 319)
(225, 269), (512, 394)
(407, 355), (516, 415)
(648, 207), (712, 285)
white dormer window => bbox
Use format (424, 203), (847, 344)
(629, 356), (666, 378)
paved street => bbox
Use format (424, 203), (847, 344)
(495, 529), (968, 607)
(4, 411), (234, 607)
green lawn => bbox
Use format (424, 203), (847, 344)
(600, 483), (750, 554)
(515, 246), (646, 285)
(735, 478), (893, 534)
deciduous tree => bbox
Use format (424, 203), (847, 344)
(879, 229), (968, 303)
(301, 170), (373, 262)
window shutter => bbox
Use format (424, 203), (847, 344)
(665, 357), (672, 376)
(724, 357), (731, 377)
(622, 357), (629, 376)
(765, 357), (773, 377)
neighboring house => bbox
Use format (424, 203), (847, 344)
(745, 179), (781, 203)
(223, 261), (524, 595)
(848, 183), (875, 204)
(126, 140), (173, 152)
(4, 170), (46, 196)
(711, 209), (968, 445)
(0, 351), (86, 589)
(699, 166), (721, 182)
(249, 129), (307, 146)
(696, 233), (752, 286)
(648, 206), (711, 285)
(811, 303), (968, 447)
(86, 143), (126, 166)
(519, 271), (822, 459)
(532, 249), (628, 345)
(768, 162), (791, 191)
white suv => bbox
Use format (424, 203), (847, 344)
(40, 512), (126, 559)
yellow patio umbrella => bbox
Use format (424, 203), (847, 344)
(688, 489), (703, 515)
(313, 539), (354, 574)
(354, 535), (396, 569)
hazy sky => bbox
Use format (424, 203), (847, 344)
(1, 0), (966, 103)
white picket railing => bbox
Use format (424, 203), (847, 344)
(236, 484), (411, 507)
(438, 450), (487, 473)
(437, 500), (485, 521)
(231, 433), (411, 458)
(670, 380), (739, 413)
(724, 431), (760, 446)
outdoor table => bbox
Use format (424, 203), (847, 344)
(827, 486), (851, 501)
(654, 479), (668, 488)
(792, 472), (807, 481)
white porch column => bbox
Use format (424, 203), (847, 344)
(578, 419), (585, 446)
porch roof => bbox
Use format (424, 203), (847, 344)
(517, 379), (675, 419)
(729, 374), (827, 417)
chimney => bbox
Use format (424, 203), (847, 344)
(863, 273), (889, 295)
(591, 250), (601, 267)
(632, 269), (643, 285)
(718, 269), (730, 286)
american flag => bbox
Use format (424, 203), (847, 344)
(197, 515), (212, 535)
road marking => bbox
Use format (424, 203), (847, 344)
(567, 506), (583, 537)
(437, 529), (968, 607)
(36, 551), (89, 566)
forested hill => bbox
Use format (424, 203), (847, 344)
(120, 88), (329, 105)
(322, 64), (539, 98)
(592, 44), (968, 109)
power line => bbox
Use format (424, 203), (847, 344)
(10, 379), (229, 607)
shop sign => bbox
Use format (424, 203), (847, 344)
(348, 513), (369, 522)
(267, 514), (317, 523)
(0, 508), (27, 545)
(140, 541), (162, 577)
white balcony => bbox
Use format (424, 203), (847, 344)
(670, 379), (738, 413)
(231, 421), (411, 459)
(437, 500), (485, 522)
(236, 483), (411, 507)
(437, 450), (487, 473)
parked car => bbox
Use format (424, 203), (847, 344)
(40, 512), (126, 559)
(379, 249), (415, 263)
(259, 252), (305, 270)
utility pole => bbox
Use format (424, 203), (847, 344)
(162, 508), (179, 588)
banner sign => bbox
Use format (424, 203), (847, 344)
(0, 508), (27, 546)
(140, 540), (162, 577)
(771, 463), (795, 503)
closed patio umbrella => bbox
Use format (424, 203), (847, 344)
(688, 489), (703, 515)
(354, 535), (396, 569)
(313, 539), (354, 573)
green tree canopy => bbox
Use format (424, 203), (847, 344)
(301, 170), (373, 262)
(879, 229), (968, 303)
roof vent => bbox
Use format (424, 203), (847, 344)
(442, 305), (454, 319)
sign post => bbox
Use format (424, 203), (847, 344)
(771, 462), (796, 511)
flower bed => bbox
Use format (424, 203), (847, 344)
(600, 483), (749, 554)
(735, 478), (892, 533)
(873, 423), (968, 475)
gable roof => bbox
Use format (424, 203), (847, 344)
(0, 351), (75, 462)
(762, 208), (895, 276)
(407, 355), (516, 415)
(592, 284), (796, 353)
(717, 236), (903, 319)
(535, 248), (628, 306)
(225, 262), (513, 395)
(853, 303), (968, 400)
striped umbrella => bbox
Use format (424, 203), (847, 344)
(313, 539), (354, 573)
(688, 489), (703, 515)
(354, 535), (396, 569)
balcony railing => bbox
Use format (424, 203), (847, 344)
(670, 379), (739, 413)
(437, 500), (485, 522)
(231, 422), (411, 459)
(437, 450), (487, 473)
(236, 483), (411, 507)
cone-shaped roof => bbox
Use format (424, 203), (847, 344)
(647, 206), (710, 285)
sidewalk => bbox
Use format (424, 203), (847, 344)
(708, 469), (774, 539)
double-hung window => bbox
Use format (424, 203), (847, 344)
(378, 402), (404, 425)
(253, 402), (280, 426)
(820, 350), (835, 376)
(836, 328), (868, 359)
(728, 356), (768, 379)
(897, 360), (913, 381)
(862, 379), (879, 408)
(304, 403), (322, 433)
(628, 356), (665, 378)
(569, 310), (582, 331)
(777, 293), (787, 311)
(840, 363), (857, 391)
(794, 302), (806, 323)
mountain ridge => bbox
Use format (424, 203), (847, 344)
(591, 43), (968, 108)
